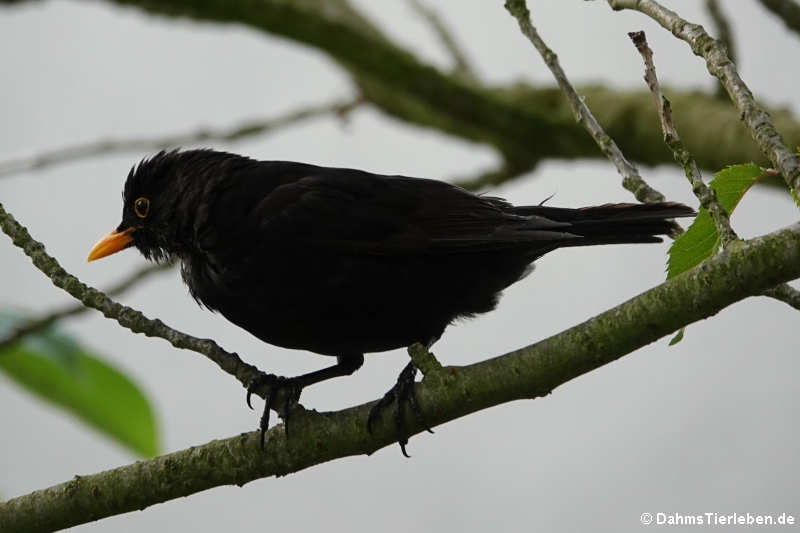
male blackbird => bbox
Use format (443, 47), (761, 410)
(88, 149), (693, 454)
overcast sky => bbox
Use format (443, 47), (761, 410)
(1, 1), (798, 531)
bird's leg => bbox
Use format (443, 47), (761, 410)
(367, 361), (434, 457)
(247, 353), (364, 449)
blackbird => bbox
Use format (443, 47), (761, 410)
(88, 148), (694, 454)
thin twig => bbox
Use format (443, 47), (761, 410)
(758, 0), (800, 37)
(628, 31), (737, 245)
(763, 283), (800, 310)
(0, 201), (266, 395)
(407, 0), (477, 81)
(0, 263), (171, 351)
(0, 98), (362, 178)
(504, 0), (666, 204)
(608, 0), (800, 205)
(627, 30), (799, 308)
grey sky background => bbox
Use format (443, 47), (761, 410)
(1, 1), (798, 531)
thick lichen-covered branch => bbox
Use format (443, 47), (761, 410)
(3, 221), (800, 532)
(609, 0), (800, 203)
(505, 0), (665, 204)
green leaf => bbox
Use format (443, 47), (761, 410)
(0, 311), (159, 457)
(665, 163), (766, 346)
(667, 163), (766, 279)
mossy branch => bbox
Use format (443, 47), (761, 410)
(3, 219), (800, 531)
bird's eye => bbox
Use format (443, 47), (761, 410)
(134, 197), (150, 218)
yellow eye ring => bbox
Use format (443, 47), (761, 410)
(134, 197), (150, 218)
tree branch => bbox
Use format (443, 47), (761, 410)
(608, 0), (800, 204)
(704, 0), (737, 63)
(3, 220), (800, 531)
(763, 283), (800, 311)
(628, 30), (736, 244)
(504, 0), (665, 205)
(0, 202), (265, 395)
(759, 0), (800, 37)
(407, 0), (477, 81)
(704, 0), (737, 99)
(0, 98), (361, 178)
(0, 263), (171, 351)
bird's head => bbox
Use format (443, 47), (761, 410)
(87, 149), (205, 263)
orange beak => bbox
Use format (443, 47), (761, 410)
(87, 227), (136, 262)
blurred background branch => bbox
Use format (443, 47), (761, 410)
(704, 0), (737, 99)
(0, 98), (362, 178)
(505, 0), (666, 205)
(0, 263), (171, 351)
(2, 0), (799, 192)
(407, 0), (478, 82)
(759, 0), (800, 36)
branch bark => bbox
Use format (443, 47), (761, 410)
(3, 221), (800, 531)
(763, 283), (800, 310)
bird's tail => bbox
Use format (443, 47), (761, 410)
(515, 202), (696, 246)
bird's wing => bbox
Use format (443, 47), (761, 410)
(239, 171), (576, 255)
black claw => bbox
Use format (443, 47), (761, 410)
(367, 390), (396, 435)
(394, 392), (409, 457)
(245, 372), (302, 450)
(246, 391), (255, 410)
(246, 373), (272, 411)
(367, 361), (430, 457)
(399, 441), (410, 458)
(282, 387), (297, 438)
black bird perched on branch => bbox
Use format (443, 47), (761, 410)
(88, 149), (693, 455)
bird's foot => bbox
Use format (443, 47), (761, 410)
(367, 361), (433, 457)
(246, 373), (302, 449)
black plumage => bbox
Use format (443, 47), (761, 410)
(89, 149), (694, 453)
